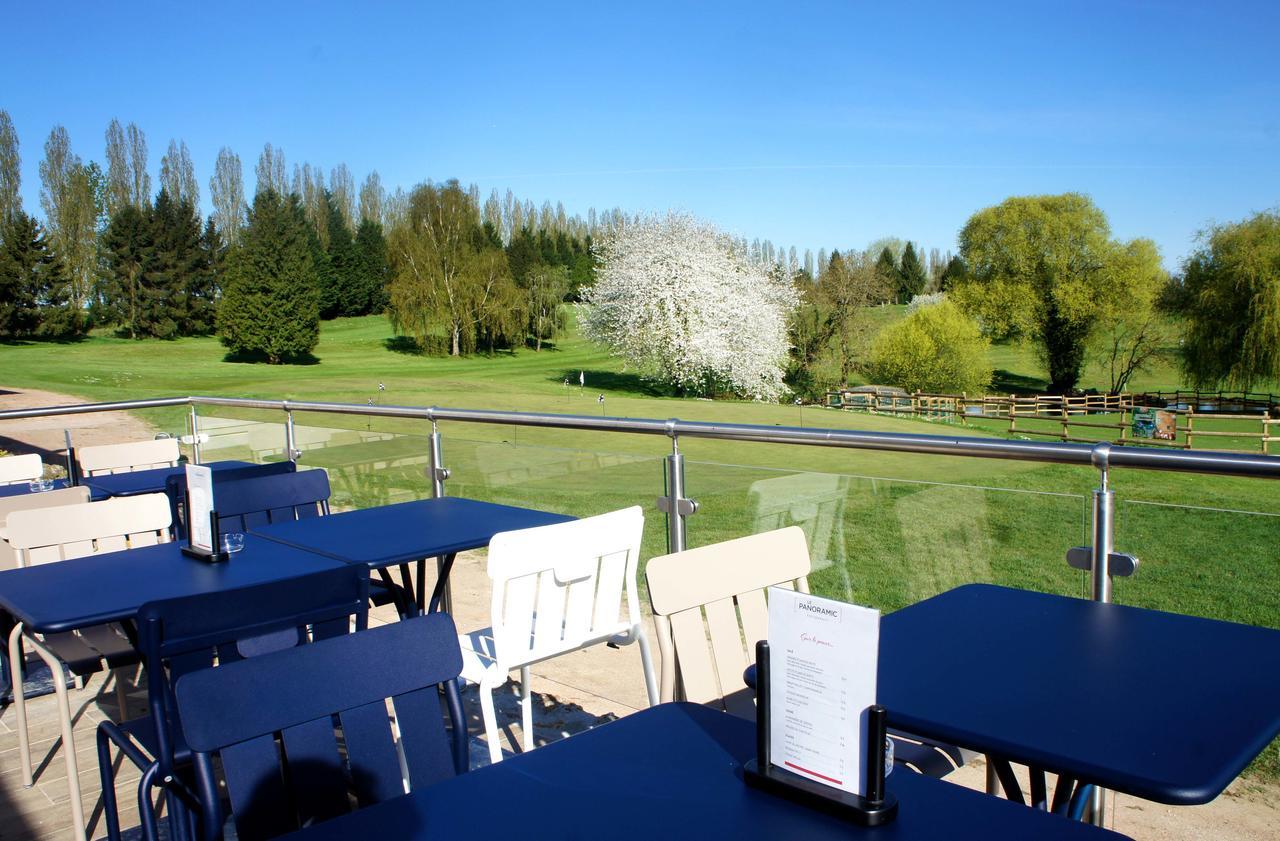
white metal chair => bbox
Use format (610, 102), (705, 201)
(457, 506), (658, 764)
(0, 452), (43, 485)
(76, 438), (180, 477)
(646, 527), (971, 777)
(0, 486), (92, 570)
(5, 493), (172, 841)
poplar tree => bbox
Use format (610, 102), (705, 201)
(159, 139), (199, 212)
(0, 110), (20, 230)
(217, 189), (319, 362)
(358, 171), (384, 225)
(254, 143), (287, 196)
(210, 147), (245, 247)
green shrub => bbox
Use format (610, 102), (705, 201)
(865, 299), (992, 394)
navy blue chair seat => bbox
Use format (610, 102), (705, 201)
(174, 613), (465, 841)
(96, 566), (371, 841)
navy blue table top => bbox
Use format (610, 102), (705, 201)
(247, 497), (573, 569)
(0, 536), (347, 634)
(0, 479), (71, 499)
(81, 460), (256, 499)
(277, 703), (1128, 841)
(879, 583), (1280, 806)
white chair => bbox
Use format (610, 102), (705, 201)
(0, 486), (92, 570)
(76, 438), (180, 477)
(0, 452), (43, 486)
(458, 506), (658, 764)
(5, 493), (172, 841)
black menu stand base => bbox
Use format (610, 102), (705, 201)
(742, 640), (899, 827)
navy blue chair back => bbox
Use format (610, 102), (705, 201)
(164, 462), (298, 540)
(136, 566), (370, 784)
(211, 470), (331, 537)
(176, 614), (465, 841)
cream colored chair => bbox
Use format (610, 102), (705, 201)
(458, 506), (658, 764)
(76, 437), (180, 477)
(646, 527), (810, 718)
(646, 527), (971, 778)
(5, 493), (171, 841)
(0, 452), (43, 485)
(0, 486), (92, 570)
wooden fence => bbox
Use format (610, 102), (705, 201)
(824, 389), (1280, 454)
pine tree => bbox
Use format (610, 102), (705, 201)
(352, 218), (388, 313)
(0, 211), (59, 336)
(898, 242), (928, 303)
(100, 203), (153, 338)
(322, 190), (358, 317)
(217, 189), (319, 363)
(875, 247), (899, 304)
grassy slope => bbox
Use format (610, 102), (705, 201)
(2, 312), (1278, 777)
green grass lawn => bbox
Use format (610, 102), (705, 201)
(3, 312), (1279, 777)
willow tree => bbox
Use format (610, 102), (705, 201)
(955, 193), (1165, 393)
(1181, 211), (1280, 390)
(386, 180), (522, 355)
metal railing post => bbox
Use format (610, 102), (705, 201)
(657, 423), (698, 554)
(427, 417), (452, 612)
(285, 408), (300, 462)
(1089, 443), (1114, 826)
(188, 404), (202, 464)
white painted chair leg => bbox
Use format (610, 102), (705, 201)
(478, 680), (502, 765)
(7, 623), (33, 787)
(635, 626), (659, 707)
(32, 637), (88, 841)
(519, 666), (533, 753)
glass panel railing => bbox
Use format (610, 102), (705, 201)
(1113, 497), (1280, 628)
(684, 461), (1091, 613)
(444, 436), (669, 563)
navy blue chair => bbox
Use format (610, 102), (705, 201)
(96, 566), (371, 841)
(210, 470), (411, 614)
(173, 613), (465, 841)
(163, 462), (297, 541)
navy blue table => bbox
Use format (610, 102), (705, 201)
(0, 536), (348, 634)
(81, 460), (256, 499)
(0, 478), (71, 499)
(276, 702), (1128, 841)
(247, 497), (573, 613)
(879, 584), (1280, 807)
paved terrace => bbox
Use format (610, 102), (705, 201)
(1, 548), (1276, 841)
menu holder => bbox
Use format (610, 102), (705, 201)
(180, 464), (229, 563)
(744, 640), (898, 826)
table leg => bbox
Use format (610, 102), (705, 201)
(376, 568), (410, 618)
(1029, 767), (1047, 810)
(416, 558), (427, 612)
(990, 756), (1025, 806)
(429, 553), (458, 614)
(396, 563), (417, 615)
(1051, 775), (1077, 814)
(443, 676), (468, 774)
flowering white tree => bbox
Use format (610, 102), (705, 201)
(583, 211), (799, 401)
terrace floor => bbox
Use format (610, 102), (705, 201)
(1, 549), (1276, 841)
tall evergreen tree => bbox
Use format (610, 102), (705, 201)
(218, 189), (319, 362)
(874, 246), (899, 305)
(100, 203), (153, 338)
(352, 218), (389, 313)
(149, 190), (209, 336)
(897, 242), (928, 303)
(0, 211), (59, 335)
(321, 190), (358, 317)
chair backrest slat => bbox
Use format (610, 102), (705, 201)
(0, 486), (91, 570)
(164, 461), (297, 540)
(489, 506), (643, 669)
(646, 526), (812, 714)
(6, 493), (172, 567)
(175, 613), (463, 840)
(0, 453), (43, 485)
(77, 439), (180, 476)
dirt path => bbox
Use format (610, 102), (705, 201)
(0, 386), (158, 465)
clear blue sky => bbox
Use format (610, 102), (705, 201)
(2, 1), (1277, 268)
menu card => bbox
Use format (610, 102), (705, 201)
(767, 586), (879, 796)
(185, 464), (215, 553)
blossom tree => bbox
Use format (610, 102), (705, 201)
(583, 211), (798, 400)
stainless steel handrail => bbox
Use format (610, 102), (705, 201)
(1, 394), (1278, 479)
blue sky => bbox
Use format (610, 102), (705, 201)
(2, 1), (1277, 268)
